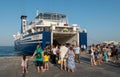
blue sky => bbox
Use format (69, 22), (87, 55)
(0, 0), (120, 46)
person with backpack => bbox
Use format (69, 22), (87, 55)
(31, 45), (44, 72)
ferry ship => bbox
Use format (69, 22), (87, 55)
(13, 11), (87, 54)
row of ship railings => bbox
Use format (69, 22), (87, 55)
(52, 29), (77, 33)
(22, 26), (80, 36)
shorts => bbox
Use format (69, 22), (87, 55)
(35, 61), (43, 67)
(61, 57), (66, 61)
(43, 61), (49, 65)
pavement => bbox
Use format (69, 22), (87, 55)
(0, 52), (120, 77)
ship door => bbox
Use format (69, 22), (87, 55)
(52, 32), (79, 46)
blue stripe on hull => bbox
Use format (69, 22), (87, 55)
(14, 42), (40, 54)
(14, 31), (51, 54)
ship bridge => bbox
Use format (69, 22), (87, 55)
(36, 12), (67, 22)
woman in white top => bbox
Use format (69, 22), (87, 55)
(90, 46), (96, 66)
(59, 44), (68, 70)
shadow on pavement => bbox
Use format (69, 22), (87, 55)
(22, 73), (26, 77)
(80, 57), (90, 64)
(106, 61), (120, 68)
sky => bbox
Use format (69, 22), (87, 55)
(0, 0), (120, 46)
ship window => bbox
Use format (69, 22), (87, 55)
(36, 20), (43, 25)
(45, 27), (50, 32)
(26, 29), (32, 34)
(40, 28), (43, 31)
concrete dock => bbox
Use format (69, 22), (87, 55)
(0, 53), (120, 77)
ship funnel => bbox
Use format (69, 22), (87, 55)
(21, 15), (27, 33)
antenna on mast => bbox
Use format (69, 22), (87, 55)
(36, 9), (39, 16)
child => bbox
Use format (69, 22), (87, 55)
(43, 51), (50, 70)
(96, 52), (103, 65)
(21, 55), (28, 73)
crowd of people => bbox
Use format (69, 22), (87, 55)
(21, 40), (83, 73)
(89, 43), (120, 66)
(20, 42), (120, 73)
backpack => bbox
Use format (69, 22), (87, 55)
(36, 52), (42, 58)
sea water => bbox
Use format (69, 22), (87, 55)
(0, 46), (18, 57)
(0, 46), (33, 57)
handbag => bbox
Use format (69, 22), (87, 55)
(58, 60), (61, 64)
